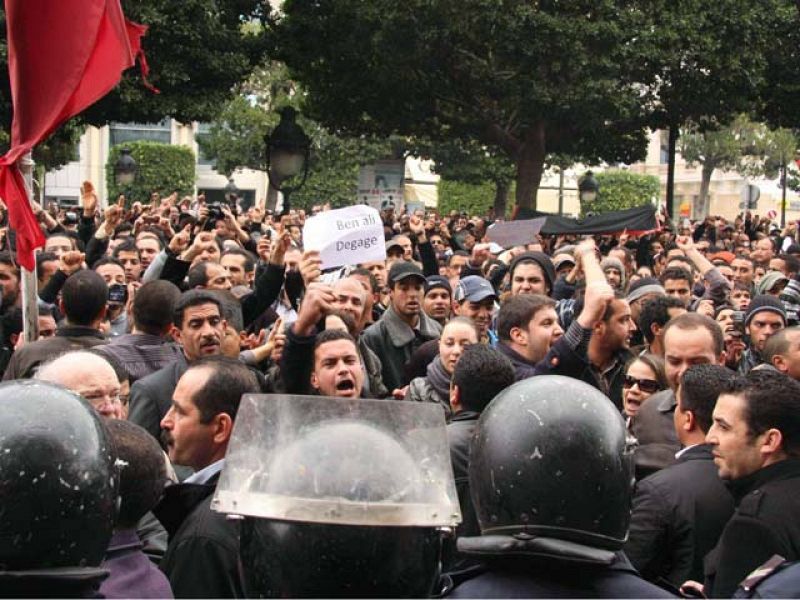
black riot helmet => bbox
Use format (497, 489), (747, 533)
(0, 380), (117, 571)
(462, 375), (635, 559)
(213, 395), (461, 598)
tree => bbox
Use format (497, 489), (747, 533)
(197, 96), (273, 176)
(106, 141), (196, 202)
(633, 0), (780, 218)
(582, 171), (660, 216)
(412, 139), (515, 216)
(0, 1), (270, 131)
(273, 0), (651, 212)
(679, 116), (758, 219)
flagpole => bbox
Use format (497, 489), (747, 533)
(18, 151), (39, 342)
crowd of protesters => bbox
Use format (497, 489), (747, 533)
(2, 181), (800, 598)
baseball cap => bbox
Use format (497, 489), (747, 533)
(454, 276), (497, 304)
(553, 254), (576, 271)
(385, 240), (404, 255)
(388, 261), (425, 285)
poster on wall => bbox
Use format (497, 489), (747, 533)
(358, 160), (405, 211)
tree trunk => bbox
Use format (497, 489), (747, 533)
(666, 125), (678, 221)
(493, 180), (509, 218)
(514, 122), (547, 212)
(694, 162), (715, 220)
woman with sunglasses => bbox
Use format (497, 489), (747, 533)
(622, 353), (667, 426)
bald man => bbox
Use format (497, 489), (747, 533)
(36, 351), (124, 419)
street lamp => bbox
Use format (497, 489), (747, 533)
(224, 177), (239, 206)
(115, 147), (137, 185)
(265, 107), (310, 215)
(114, 147), (137, 203)
(578, 170), (599, 205)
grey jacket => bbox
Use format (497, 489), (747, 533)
(406, 376), (450, 419)
(362, 305), (442, 391)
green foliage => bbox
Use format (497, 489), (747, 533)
(273, 0), (651, 210)
(198, 60), (395, 209)
(106, 141), (195, 203)
(197, 96), (273, 176)
(0, 1), (270, 133)
(582, 171), (660, 215)
(437, 179), (509, 218)
(291, 125), (394, 209)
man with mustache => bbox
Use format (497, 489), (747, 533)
(156, 356), (260, 598)
(128, 290), (226, 442)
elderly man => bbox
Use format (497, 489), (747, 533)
(36, 351), (124, 419)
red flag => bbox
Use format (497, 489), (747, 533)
(0, 0), (150, 270)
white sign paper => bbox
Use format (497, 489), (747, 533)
(486, 217), (547, 248)
(302, 205), (386, 269)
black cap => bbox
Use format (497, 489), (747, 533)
(424, 275), (452, 296)
(388, 261), (425, 285)
(508, 252), (555, 293)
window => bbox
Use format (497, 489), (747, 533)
(109, 120), (171, 147)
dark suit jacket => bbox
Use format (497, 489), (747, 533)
(705, 459), (800, 598)
(128, 355), (188, 442)
(624, 444), (735, 587)
(631, 389), (680, 479)
(155, 474), (242, 599)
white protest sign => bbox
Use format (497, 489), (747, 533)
(302, 205), (386, 269)
(486, 217), (547, 248)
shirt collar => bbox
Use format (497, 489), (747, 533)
(183, 458), (225, 485)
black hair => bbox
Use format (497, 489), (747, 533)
(213, 290), (244, 332)
(0, 251), (19, 276)
(187, 261), (214, 289)
(453, 345), (514, 412)
(663, 312), (724, 356)
(92, 256), (125, 272)
(720, 370), (800, 457)
(173, 289), (222, 328)
(496, 294), (555, 342)
(35, 251), (58, 281)
(638, 295), (687, 344)
(659, 266), (692, 286)
(188, 356), (260, 424)
(349, 268), (380, 294)
(313, 329), (357, 356)
(132, 280), (181, 336)
(221, 248), (256, 273)
(112, 239), (139, 259)
(105, 419), (167, 528)
(679, 364), (736, 433)
(62, 270), (108, 326)
(763, 326), (800, 365)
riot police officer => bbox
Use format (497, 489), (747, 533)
(446, 375), (673, 598)
(0, 380), (118, 598)
(212, 393), (461, 598)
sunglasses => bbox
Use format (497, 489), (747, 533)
(623, 375), (661, 394)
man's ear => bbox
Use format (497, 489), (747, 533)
(310, 370), (320, 391)
(773, 354), (789, 374)
(213, 413), (234, 446)
(651, 322), (663, 339)
(171, 324), (182, 345)
(450, 384), (461, 412)
(509, 326), (527, 346)
(760, 428), (785, 459)
(682, 408), (696, 433)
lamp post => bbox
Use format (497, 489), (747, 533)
(578, 170), (599, 208)
(114, 147), (137, 204)
(265, 107), (310, 215)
